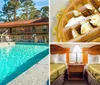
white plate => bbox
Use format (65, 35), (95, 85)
(50, 0), (70, 42)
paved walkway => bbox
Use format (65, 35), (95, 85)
(7, 56), (49, 85)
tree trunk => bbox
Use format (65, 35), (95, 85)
(8, 14), (11, 21)
(14, 8), (17, 21)
(26, 8), (28, 20)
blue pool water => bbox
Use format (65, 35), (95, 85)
(0, 43), (49, 84)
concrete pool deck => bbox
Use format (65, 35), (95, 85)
(0, 42), (15, 47)
(7, 55), (49, 85)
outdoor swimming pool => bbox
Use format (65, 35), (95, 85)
(0, 43), (49, 84)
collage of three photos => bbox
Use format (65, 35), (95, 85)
(0, 0), (100, 85)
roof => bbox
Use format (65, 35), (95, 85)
(0, 18), (49, 28)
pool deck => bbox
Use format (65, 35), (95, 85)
(7, 55), (49, 85)
(0, 42), (15, 47)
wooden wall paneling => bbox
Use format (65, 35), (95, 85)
(88, 45), (100, 55)
(50, 45), (70, 64)
(82, 48), (88, 64)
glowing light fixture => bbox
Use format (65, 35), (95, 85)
(72, 45), (82, 63)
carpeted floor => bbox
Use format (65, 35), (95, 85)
(63, 80), (88, 85)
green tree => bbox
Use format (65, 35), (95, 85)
(20, 0), (36, 20)
(0, 0), (11, 22)
(0, 0), (21, 22)
(8, 0), (21, 21)
(40, 6), (49, 18)
(0, 0), (49, 22)
(31, 10), (41, 19)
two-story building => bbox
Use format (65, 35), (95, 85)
(0, 18), (49, 43)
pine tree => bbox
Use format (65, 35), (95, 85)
(40, 6), (49, 18)
(8, 0), (21, 21)
(20, 0), (36, 20)
(0, 0), (21, 22)
(0, 0), (11, 22)
(0, 0), (49, 22)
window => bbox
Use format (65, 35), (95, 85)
(24, 27), (32, 32)
(43, 25), (48, 32)
(0, 29), (5, 33)
(21, 35), (24, 40)
(12, 28), (16, 33)
(10, 28), (12, 33)
(12, 36), (15, 41)
(32, 26), (36, 32)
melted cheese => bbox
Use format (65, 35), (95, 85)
(73, 10), (81, 16)
(98, 7), (100, 12)
(81, 22), (93, 34)
(72, 28), (80, 38)
(90, 14), (100, 26)
(65, 16), (86, 28)
(85, 4), (94, 10)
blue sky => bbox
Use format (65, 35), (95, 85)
(0, 0), (49, 11)
(34, 0), (49, 9)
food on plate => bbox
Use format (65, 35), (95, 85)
(53, 0), (100, 42)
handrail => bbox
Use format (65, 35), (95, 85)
(0, 30), (10, 42)
(1, 30), (8, 35)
